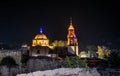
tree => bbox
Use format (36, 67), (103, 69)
(58, 40), (66, 46)
(86, 45), (97, 51)
(107, 51), (120, 68)
(86, 45), (97, 58)
(51, 40), (66, 48)
(96, 46), (110, 58)
(62, 56), (88, 68)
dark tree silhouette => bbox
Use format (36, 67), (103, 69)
(107, 52), (120, 68)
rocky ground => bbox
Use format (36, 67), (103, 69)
(17, 68), (100, 76)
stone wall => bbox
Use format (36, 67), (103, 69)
(0, 66), (19, 76)
(0, 50), (21, 65)
(22, 57), (61, 73)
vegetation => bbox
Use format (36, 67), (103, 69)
(51, 40), (66, 47)
(62, 56), (88, 68)
(96, 46), (110, 58)
(86, 45), (97, 57)
(107, 51), (120, 68)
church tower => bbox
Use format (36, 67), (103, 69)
(67, 17), (79, 56)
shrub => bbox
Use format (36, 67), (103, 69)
(62, 56), (87, 68)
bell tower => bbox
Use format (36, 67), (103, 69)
(67, 17), (78, 46)
(67, 17), (79, 56)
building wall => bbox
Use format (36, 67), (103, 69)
(32, 39), (49, 46)
(67, 46), (79, 56)
(29, 46), (50, 57)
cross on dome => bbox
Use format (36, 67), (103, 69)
(40, 27), (43, 33)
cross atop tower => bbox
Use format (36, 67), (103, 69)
(70, 17), (72, 25)
(40, 27), (43, 33)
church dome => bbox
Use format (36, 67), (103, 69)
(32, 28), (49, 47)
(34, 33), (48, 40)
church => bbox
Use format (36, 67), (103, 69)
(21, 18), (79, 59)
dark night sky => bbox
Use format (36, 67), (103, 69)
(0, 1), (119, 49)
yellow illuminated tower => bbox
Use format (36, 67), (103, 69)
(67, 17), (79, 56)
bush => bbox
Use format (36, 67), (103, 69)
(62, 56), (88, 68)
(107, 52), (120, 68)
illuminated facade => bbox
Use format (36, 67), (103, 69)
(67, 18), (79, 56)
(32, 28), (49, 46)
(31, 18), (79, 56)
(67, 18), (78, 46)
